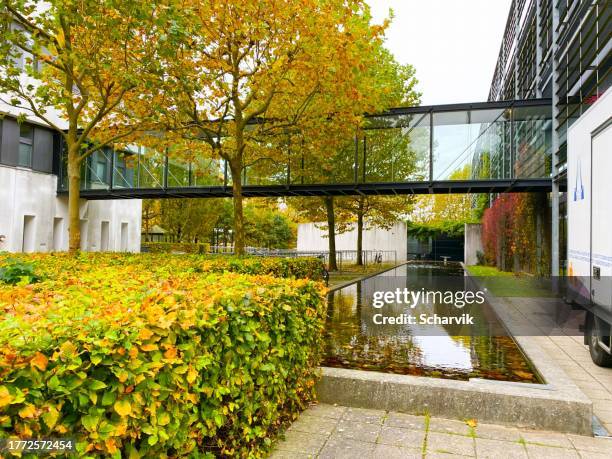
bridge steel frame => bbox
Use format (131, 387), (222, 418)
(75, 178), (562, 200)
(61, 98), (560, 200)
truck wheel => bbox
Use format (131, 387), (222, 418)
(586, 313), (612, 367)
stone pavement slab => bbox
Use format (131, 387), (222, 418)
(426, 431), (475, 456)
(474, 437), (527, 458)
(270, 403), (612, 458)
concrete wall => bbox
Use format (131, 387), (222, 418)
(0, 165), (141, 253)
(464, 223), (483, 266)
(297, 221), (407, 261)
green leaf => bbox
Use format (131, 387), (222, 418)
(82, 414), (100, 432)
(42, 406), (59, 429)
(88, 380), (107, 391)
(101, 391), (117, 406)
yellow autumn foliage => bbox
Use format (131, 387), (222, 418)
(0, 253), (327, 457)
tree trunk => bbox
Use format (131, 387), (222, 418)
(356, 198), (364, 265)
(67, 148), (82, 253)
(230, 161), (245, 255)
(324, 196), (338, 271)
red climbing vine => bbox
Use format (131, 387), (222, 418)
(481, 193), (550, 274)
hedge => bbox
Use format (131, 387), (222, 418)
(0, 253), (327, 284)
(196, 256), (327, 281)
(141, 242), (211, 254)
(0, 254), (327, 457)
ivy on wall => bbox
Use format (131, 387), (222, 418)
(481, 193), (550, 275)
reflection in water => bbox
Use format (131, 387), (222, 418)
(323, 263), (542, 383)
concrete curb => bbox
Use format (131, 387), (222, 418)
(327, 262), (407, 292)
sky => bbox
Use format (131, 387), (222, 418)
(367, 0), (512, 105)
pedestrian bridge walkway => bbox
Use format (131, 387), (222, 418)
(59, 99), (565, 199)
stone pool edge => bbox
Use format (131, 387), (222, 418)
(315, 267), (593, 435)
(328, 262), (409, 292)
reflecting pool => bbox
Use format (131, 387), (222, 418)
(323, 262), (543, 383)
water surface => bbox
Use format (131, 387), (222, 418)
(323, 262), (542, 383)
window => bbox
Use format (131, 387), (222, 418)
(100, 221), (110, 251)
(120, 222), (128, 251)
(18, 124), (33, 167)
(22, 215), (35, 252)
(80, 220), (89, 251)
(52, 218), (64, 251)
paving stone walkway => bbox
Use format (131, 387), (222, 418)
(270, 404), (612, 458)
(506, 297), (612, 434)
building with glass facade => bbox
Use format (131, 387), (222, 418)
(0, 112), (142, 253)
(488, 0), (611, 273)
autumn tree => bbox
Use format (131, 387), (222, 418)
(411, 165), (477, 226)
(145, 198), (296, 249)
(153, 198), (228, 244)
(290, 46), (420, 267)
(141, 199), (160, 242)
(161, 0), (389, 255)
(344, 48), (420, 264)
(0, 0), (173, 251)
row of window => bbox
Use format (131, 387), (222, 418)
(20, 214), (130, 253)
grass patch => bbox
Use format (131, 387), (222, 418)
(466, 265), (555, 297)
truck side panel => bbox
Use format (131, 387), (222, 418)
(591, 122), (612, 309)
(567, 87), (612, 325)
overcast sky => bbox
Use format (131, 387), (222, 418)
(367, 0), (512, 105)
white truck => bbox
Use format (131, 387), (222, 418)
(567, 87), (612, 367)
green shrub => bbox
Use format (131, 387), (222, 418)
(0, 255), (326, 457)
(199, 256), (327, 281)
(0, 258), (41, 285)
(141, 242), (211, 254)
(0, 253), (327, 283)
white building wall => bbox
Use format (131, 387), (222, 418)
(464, 223), (483, 266)
(0, 32), (142, 254)
(297, 221), (407, 261)
(0, 165), (141, 253)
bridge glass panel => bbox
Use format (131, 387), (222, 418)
(244, 157), (288, 186)
(112, 151), (135, 189)
(364, 112), (430, 182)
(432, 108), (512, 181)
(166, 157), (190, 187)
(136, 148), (165, 188)
(470, 108), (512, 180)
(82, 148), (112, 190)
(289, 136), (356, 185)
(512, 104), (552, 178)
(190, 158), (225, 187)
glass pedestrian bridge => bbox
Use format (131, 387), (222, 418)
(58, 99), (563, 199)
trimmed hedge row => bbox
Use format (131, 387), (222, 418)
(141, 242), (211, 254)
(0, 254), (327, 457)
(197, 256), (327, 281)
(0, 253), (327, 284)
